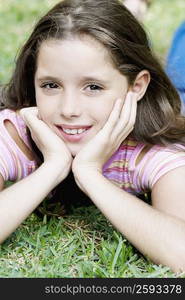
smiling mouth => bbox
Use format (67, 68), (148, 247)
(56, 125), (92, 135)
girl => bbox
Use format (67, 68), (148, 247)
(1, 0), (185, 273)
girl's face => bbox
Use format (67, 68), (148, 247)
(34, 36), (129, 156)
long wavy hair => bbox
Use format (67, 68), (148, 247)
(2, 0), (185, 146)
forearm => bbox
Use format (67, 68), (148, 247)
(0, 162), (66, 243)
(76, 170), (185, 272)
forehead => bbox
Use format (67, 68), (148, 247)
(36, 35), (115, 70)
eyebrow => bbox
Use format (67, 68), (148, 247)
(36, 76), (62, 83)
(82, 76), (110, 85)
(36, 75), (110, 85)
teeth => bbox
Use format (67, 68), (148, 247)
(62, 128), (87, 135)
(77, 129), (84, 134)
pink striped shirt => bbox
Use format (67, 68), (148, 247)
(1, 109), (185, 194)
(103, 138), (185, 194)
(0, 109), (37, 181)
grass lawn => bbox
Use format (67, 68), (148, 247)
(0, 0), (185, 278)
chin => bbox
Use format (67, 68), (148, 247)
(71, 151), (77, 157)
(69, 147), (80, 157)
(68, 140), (89, 157)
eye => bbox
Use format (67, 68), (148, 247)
(86, 84), (103, 92)
(40, 82), (60, 89)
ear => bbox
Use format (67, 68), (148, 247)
(129, 70), (150, 101)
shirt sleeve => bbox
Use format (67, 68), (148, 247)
(0, 152), (9, 181)
(0, 132), (17, 181)
(133, 145), (185, 192)
(0, 109), (36, 182)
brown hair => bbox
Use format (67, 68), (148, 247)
(2, 0), (185, 145)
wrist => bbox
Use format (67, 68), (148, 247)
(73, 167), (106, 197)
(43, 159), (71, 184)
(72, 160), (102, 175)
(73, 165), (101, 178)
(73, 165), (102, 185)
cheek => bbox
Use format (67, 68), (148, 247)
(35, 93), (53, 118)
(35, 88), (49, 107)
(40, 110), (53, 123)
(36, 101), (52, 122)
(100, 108), (113, 126)
(91, 98), (115, 126)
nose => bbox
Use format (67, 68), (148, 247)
(59, 91), (82, 119)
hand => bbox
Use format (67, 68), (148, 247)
(72, 92), (138, 177)
(19, 107), (72, 179)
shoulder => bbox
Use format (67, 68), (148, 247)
(0, 108), (24, 127)
(0, 108), (37, 181)
(0, 108), (15, 118)
(0, 108), (27, 143)
(0, 108), (36, 162)
(135, 143), (185, 191)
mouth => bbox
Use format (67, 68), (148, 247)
(55, 125), (92, 142)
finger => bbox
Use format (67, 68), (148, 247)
(20, 107), (51, 135)
(119, 91), (136, 122)
(19, 107), (38, 123)
(19, 107), (38, 117)
(115, 92), (137, 136)
(102, 98), (123, 133)
(128, 93), (137, 127)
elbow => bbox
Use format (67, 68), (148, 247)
(150, 240), (185, 274)
(170, 263), (185, 275)
(164, 243), (185, 274)
(170, 257), (185, 274)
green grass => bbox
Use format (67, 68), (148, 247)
(144, 0), (185, 63)
(0, 205), (181, 278)
(1, 0), (185, 278)
(0, 0), (58, 83)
